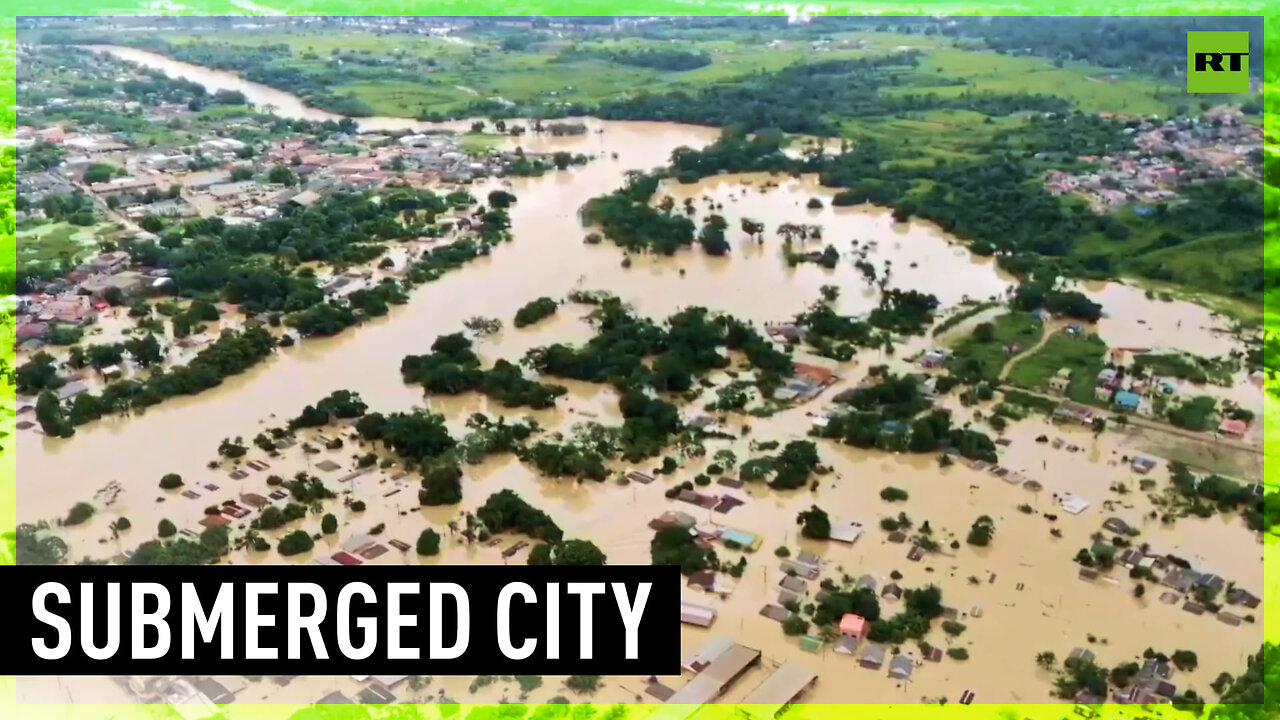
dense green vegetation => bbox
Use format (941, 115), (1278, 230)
(522, 299), (794, 460)
(940, 16), (1263, 82)
(401, 333), (567, 410)
(597, 53), (1069, 135)
(527, 538), (607, 566)
(554, 47), (711, 71)
(650, 525), (717, 575)
(513, 297), (559, 328)
(476, 489), (563, 543)
(949, 312), (1043, 383)
(33, 326), (278, 437)
(24, 185), (518, 434)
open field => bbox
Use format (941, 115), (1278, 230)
(1007, 331), (1110, 405)
(15, 220), (115, 269)
(896, 48), (1178, 117)
(947, 311), (1044, 382)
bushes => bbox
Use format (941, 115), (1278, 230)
(159, 473), (184, 489)
(420, 462), (464, 505)
(64, 502), (95, 526)
(1171, 649), (1198, 671)
(797, 505), (831, 540)
(880, 486), (909, 502)
(782, 614), (810, 636)
(321, 513), (338, 535)
(278, 530), (315, 556)
(158, 519), (177, 538)
(514, 297), (558, 328)
(417, 528), (442, 556)
(967, 515), (996, 546)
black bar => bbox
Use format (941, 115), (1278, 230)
(7, 564), (680, 675)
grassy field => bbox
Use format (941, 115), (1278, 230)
(894, 48), (1177, 117)
(1006, 330), (1109, 405)
(847, 110), (1023, 165)
(949, 311), (1044, 382)
(460, 133), (503, 155)
(16, 221), (113, 270)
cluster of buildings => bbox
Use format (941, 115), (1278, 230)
(16, 250), (172, 350)
(1043, 106), (1262, 211)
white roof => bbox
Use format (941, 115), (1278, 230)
(829, 518), (864, 544)
(1060, 494), (1091, 515)
(682, 635), (735, 672)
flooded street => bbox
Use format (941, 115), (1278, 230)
(17, 46), (1266, 706)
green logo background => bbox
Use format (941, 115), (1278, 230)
(1187, 30), (1250, 92)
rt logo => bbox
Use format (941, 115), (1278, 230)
(1187, 31), (1250, 93)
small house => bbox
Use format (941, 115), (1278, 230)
(721, 527), (760, 551)
(1050, 368), (1072, 394)
(834, 635), (858, 655)
(1114, 390), (1141, 412)
(779, 576), (808, 594)
(1196, 573), (1226, 595)
(681, 601), (717, 628)
(1066, 647), (1095, 669)
(1094, 386), (1115, 404)
(859, 643), (886, 670)
(828, 518), (865, 544)
(780, 559), (820, 580)
(1218, 418), (1248, 438)
(888, 656), (914, 680)
(1131, 457), (1156, 474)
(1226, 588), (1261, 609)
(839, 613), (867, 640)
(1102, 517), (1131, 535)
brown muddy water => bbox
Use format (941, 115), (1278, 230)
(17, 47), (1266, 706)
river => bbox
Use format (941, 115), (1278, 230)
(16, 46), (1267, 706)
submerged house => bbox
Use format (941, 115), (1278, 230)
(737, 663), (817, 720)
(680, 601), (717, 628)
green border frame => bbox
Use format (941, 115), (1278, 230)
(0, 4), (1275, 719)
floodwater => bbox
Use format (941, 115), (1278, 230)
(18, 47), (1266, 706)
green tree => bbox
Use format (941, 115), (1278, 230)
(278, 529), (315, 556)
(967, 515), (995, 546)
(268, 165), (298, 186)
(797, 505), (831, 539)
(417, 528), (442, 556)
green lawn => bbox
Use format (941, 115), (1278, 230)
(896, 48), (1176, 116)
(949, 311), (1044, 382)
(16, 221), (113, 270)
(460, 133), (504, 155)
(1006, 330), (1109, 405)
